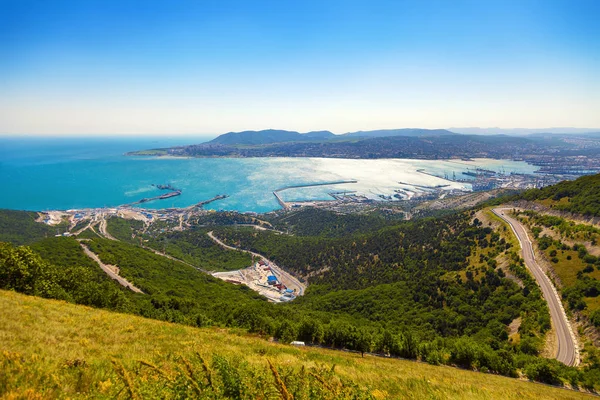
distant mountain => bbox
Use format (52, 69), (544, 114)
(449, 127), (600, 135)
(208, 128), (455, 146)
(302, 130), (337, 139)
(208, 129), (335, 145)
(342, 128), (456, 138)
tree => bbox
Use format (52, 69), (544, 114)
(398, 330), (419, 359)
(275, 320), (297, 344)
(298, 318), (324, 344)
(524, 360), (561, 385)
(355, 328), (372, 357)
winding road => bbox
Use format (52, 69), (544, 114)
(492, 208), (579, 366)
(207, 231), (306, 295)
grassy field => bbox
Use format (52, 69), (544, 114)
(546, 248), (588, 287)
(538, 197), (572, 209)
(0, 290), (593, 399)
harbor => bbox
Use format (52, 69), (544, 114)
(273, 180), (358, 210)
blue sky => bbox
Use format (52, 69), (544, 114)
(1, 0), (599, 135)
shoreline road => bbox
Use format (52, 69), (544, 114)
(207, 231), (306, 295)
(492, 208), (579, 366)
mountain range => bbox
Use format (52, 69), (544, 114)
(208, 127), (600, 146)
(208, 128), (456, 145)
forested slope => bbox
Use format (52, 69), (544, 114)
(0, 209), (61, 244)
(1, 207), (600, 389)
(518, 173), (600, 216)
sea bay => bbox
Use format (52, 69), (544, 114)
(0, 137), (539, 213)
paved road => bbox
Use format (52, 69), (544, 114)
(207, 231), (306, 295)
(492, 208), (578, 366)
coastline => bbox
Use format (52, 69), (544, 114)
(126, 152), (506, 162)
(0, 148), (546, 213)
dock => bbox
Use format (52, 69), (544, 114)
(273, 191), (289, 210)
(398, 181), (450, 190)
(191, 194), (229, 209)
(124, 190), (182, 206)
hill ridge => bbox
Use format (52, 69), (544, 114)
(208, 127), (457, 145)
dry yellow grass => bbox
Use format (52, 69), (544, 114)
(0, 290), (594, 399)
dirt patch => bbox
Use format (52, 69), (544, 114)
(541, 323), (558, 360)
(508, 317), (522, 336)
(574, 313), (600, 348)
(496, 252), (524, 288)
(37, 211), (68, 226)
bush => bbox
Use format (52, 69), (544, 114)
(524, 360), (562, 385)
(518, 336), (540, 356)
(591, 309), (600, 328)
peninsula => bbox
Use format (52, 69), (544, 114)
(127, 128), (600, 176)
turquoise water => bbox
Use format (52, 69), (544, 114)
(0, 137), (539, 213)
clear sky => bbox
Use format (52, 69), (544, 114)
(1, 0), (599, 135)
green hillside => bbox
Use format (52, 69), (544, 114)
(0, 209), (64, 245)
(2, 205), (600, 390)
(519, 173), (600, 216)
(0, 290), (592, 400)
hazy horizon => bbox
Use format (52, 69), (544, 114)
(2, 0), (599, 135)
(1, 126), (599, 139)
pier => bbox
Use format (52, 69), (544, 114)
(124, 190), (182, 206)
(272, 191), (287, 210)
(398, 181), (450, 190)
(191, 194), (229, 209)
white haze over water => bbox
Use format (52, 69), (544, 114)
(0, 135), (539, 213)
(241, 158), (538, 204)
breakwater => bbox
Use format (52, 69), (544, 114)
(273, 180), (358, 210)
(190, 194), (229, 209)
(124, 190), (182, 206)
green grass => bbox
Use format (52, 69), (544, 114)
(0, 290), (593, 399)
(545, 248), (587, 287)
(538, 197), (572, 209)
(585, 296), (600, 316)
